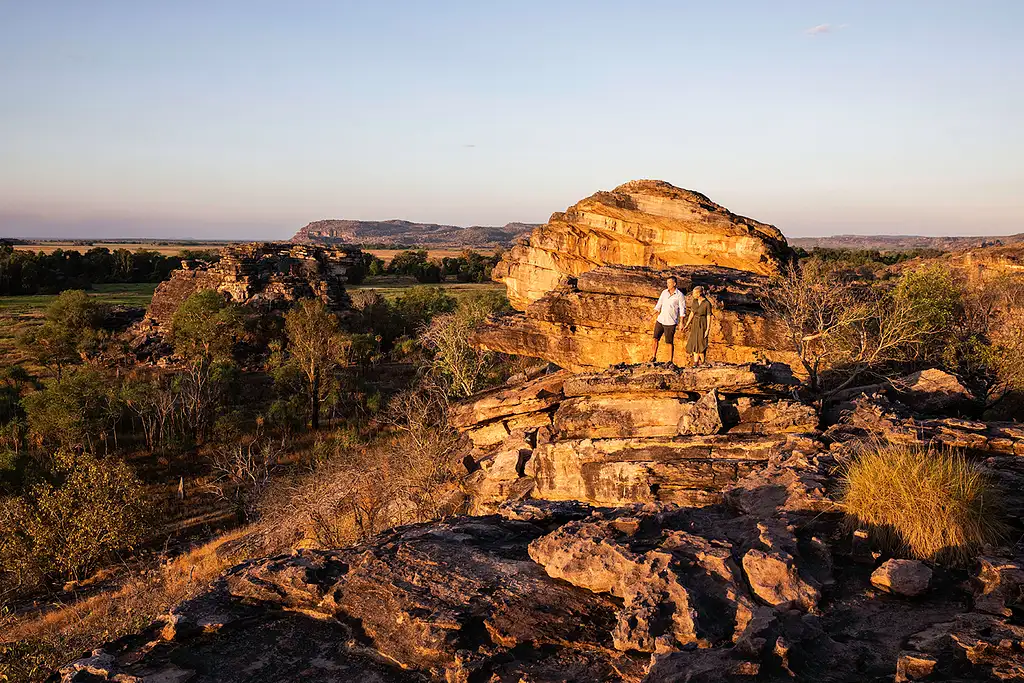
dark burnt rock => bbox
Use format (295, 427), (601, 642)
(56, 473), (1024, 682)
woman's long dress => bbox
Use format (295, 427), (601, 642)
(685, 299), (712, 354)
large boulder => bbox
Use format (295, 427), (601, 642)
(477, 181), (798, 371)
(493, 180), (790, 309)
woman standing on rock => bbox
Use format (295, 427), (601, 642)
(684, 286), (712, 366)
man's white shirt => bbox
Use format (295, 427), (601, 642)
(654, 288), (686, 326)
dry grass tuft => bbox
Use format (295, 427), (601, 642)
(0, 527), (253, 682)
(841, 442), (1007, 565)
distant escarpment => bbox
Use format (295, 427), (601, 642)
(291, 219), (537, 249)
(791, 233), (1024, 252)
(475, 180), (798, 370)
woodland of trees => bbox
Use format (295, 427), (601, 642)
(0, 243), (215, 295)
(0, 276), (519, 608)
(367, 248), (502, 283)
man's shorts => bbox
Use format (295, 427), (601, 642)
(653, 321), (676, 344)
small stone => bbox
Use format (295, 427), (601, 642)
(871, 559), (932, 597)
(895, 652), (938, 681)
(676, 389), (723, 436)
(741, 549), (820, 611)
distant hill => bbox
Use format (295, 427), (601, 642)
(789, 233), (1024, 252)
(291, 219), (537, 249)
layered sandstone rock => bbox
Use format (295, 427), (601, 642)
(477, 181), (798, 370)
(493, 180), (790, 309)
(452, 362), (820, 514)
(139, 242), (365, 335)
(475, 264), (802, 370)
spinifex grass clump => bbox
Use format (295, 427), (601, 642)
(841, 442), (1006, 566)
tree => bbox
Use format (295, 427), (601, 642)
(420, 292), (510, 397)
(16, 290), (106, 379)
(387, 249), (428, 276)
(285, 299), (351, 430)
(170, 290), (244, 439)
(23, 367), (118, 452)
(0, 450), (145, 586)
(761, 262), (927, 399)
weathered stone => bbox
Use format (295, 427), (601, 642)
(476, 180), (799, 370)
(553, 395), (698, 439)
(871, 559), (932, 597)
(562, 362), (799, 397)
(493, 180), (791, 310)
(904, 612), (1024, 682)
(895, 652), (939, 681)
(529, 519), (699, 652)
(972, 556), (1024, 616)
(527, 435), (790, 507)
(827, 393), (1024, 456)
(449, 371), (565, 428)
(142, 242), (364, 332)
(895, 368), (974, 413)
(465, 445), (534, 514)
(741, 549), (820, 612)
(472, 287), (802, 371)
(466, 411), (552, 449)
(676, 389), (723, 436)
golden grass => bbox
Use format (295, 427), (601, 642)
(0, 526), (254, 681)
(840, 442), (1007, 565)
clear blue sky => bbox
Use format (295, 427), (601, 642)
(2, 1), (1022, 240)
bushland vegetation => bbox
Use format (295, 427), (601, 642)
(0, 243), (196, 296)
(368, 248), (502, 283)
(0, 275), (525, 680)
(763, 251), (1024, 413)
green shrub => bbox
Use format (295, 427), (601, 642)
(0, 450), (146, 593)
(841, 443), (1006, 565)
(23, 367), (119, 452)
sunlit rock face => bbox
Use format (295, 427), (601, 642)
(479, 181), (799, 370)
(451, 362), (820, 515)
(493, 179), (791, 310)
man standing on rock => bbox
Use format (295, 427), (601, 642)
(649, 276), (686, 365)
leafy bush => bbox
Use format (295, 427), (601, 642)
(23, 367), (119, 452)
(16, 290), (108, 378)
(0, 450), (146, 596)
(420, 291), (512, 397)
(841, 443), (1006, 565)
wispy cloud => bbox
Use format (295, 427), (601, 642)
(805, 23), (848, 36)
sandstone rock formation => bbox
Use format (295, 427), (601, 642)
(451, 362), (820, 514)
(138, 242), (364, 336)
(474, 181), (800, 370)
(494, 180), (790, 308)
(59, 465), (1024, 682)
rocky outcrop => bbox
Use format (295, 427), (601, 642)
(452, 362), (820, 514)
(474, 264), (802, 370)
(493, 180), (790, 308)
(138, 242), (365, 335)
(60, 472), (1024, 682)
(475, 181), (798, 370)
